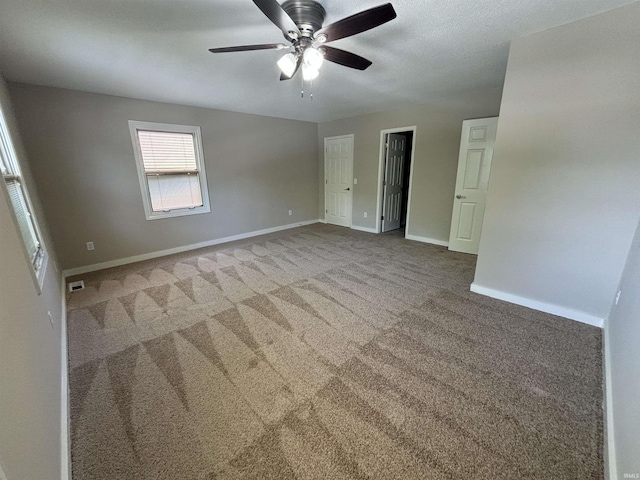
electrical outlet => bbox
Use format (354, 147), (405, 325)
(288, 209), (292, 216)
(354, 178), (358, 185)
(615, 290), (622, 305)
(86, 241), (95, 251)
(364, 212), (368, 218)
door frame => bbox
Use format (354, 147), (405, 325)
(376, 126), (417, 234)
(323, 134), (354, 227)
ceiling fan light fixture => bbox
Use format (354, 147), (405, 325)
(303, 47), (324, 70)
(277, 53), (298, 78)
(302, 63), (319, 81)
(209, 0), (397, 82)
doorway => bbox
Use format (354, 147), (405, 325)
(377, 126), (416, 234)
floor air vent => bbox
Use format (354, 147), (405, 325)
(68, 280), (85, 292)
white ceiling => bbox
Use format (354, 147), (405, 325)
(0, 0), (635, 122)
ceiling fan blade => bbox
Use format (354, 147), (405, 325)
(253, 0), (301, 38)
(209, 43), (287, 53)
(320, 46), (372, 70)
(315, 3), (396, 43)
(280, 56), (302, 81)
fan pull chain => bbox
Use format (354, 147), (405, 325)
(300, 79), (314, 100)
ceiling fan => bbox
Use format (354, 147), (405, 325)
(209, 0), (397, 81)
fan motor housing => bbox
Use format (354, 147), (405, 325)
(282, 0), (326, 37)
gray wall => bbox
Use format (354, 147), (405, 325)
(318, 88), (502, 241)
(473, 2), (640, 321)
(0, 75), (65, 479)
(8, 84), (319, 270)
(607, 215), (640, 478)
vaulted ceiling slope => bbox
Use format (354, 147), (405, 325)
(0, 0), (636, 122)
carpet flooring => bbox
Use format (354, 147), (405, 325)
(66, 224), (603, 479)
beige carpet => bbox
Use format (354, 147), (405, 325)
(66, 224), (603, 479)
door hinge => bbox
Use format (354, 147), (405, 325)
(381, 215), (384, 220)
(325, 180), (328, 184)
(326, 209), (328, 213)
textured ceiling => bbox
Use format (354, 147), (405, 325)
(0, 0), (636, 122)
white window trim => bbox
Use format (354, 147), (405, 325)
(128, 120), (211, 220)
(0, 104), (47, 293)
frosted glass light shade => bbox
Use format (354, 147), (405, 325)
(303, 47), (324, 70)
(302, 64), (319, 81)
(277, 53), (297, 78)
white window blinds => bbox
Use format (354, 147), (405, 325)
(146, 173), (203, 212)
(4, 177), (41, 265)
(0, 106), (45, 278)
(137, 130), (198, 173)
(131, 125), (209, 216)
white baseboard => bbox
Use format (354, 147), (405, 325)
(603, 318), (617, 480)
(60, 273), (71, 480)
(351, 225), (378, 234)
(405, 234), (449, 247)
(63, 220), (319, 277)
(470, 283), (605, 328)
(318, 218), (327, 224)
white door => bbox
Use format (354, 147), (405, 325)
(448, 117), (498, 254)
(324, 135), (353, 227)
(382, 133), (406, 232)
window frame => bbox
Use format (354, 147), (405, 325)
(128, 120), (211, 220)
(0, 104), (47, 292)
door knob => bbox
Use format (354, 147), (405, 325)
(456, 194), (466, 199)
(344, 187), (351, 191)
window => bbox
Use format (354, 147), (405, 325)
(129, 121), (210, 220)
(0, 104), (47, 290)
